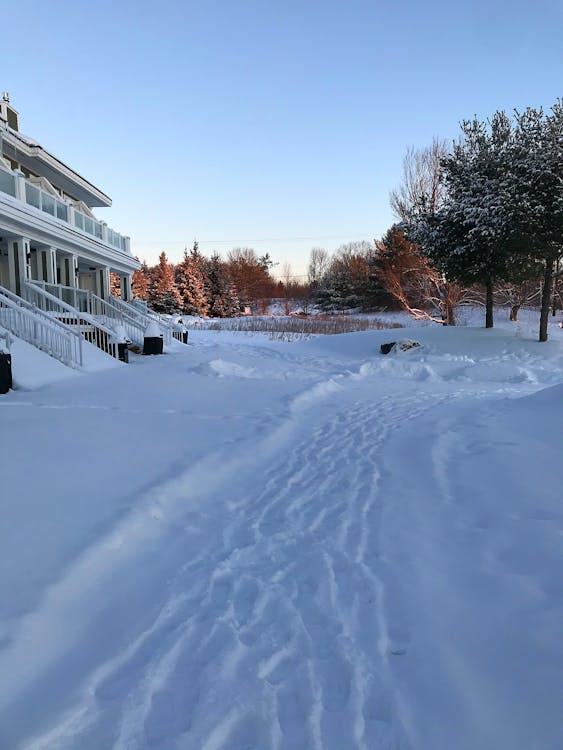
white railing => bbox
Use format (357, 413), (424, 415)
(144, 308), (178, 345)
(22, 282), (119, 359)
(109, 295), (173, 345)
(25, 182), (68, 222)
(0, 163), (129, 254)
(0, 284), (83, 368)
(96, 295), (145, 345)
(29, 281), (146, 346)
(29, 280), (90, 312)
(73, 209), (103, 240)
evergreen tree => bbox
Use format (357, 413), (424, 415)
(409, 112), (544, 329)
(109, 272), (121, 298)
(149, 252), (181, 314)
(506, 103), (563, 341)
(175, 242), (209, 316)
(313, 242), (380, 311)
(132, 263), (151, 300)
(205, 254), (240, 317)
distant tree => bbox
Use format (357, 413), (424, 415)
(109, 272), (121, 298)
(506, 103), (563, 341)
(226, 248), (276, 309)
(315, 241), (381, 312)
(375, 225), (464, 324)
(175, 242), (209, 316)
(205, 253), (240, 317)
(390, 138), (448, 222)
(407, 104), (563, 339)
(410, 113), (539, 328)
(132, 262), (151, 300)
(494, 279), (541, 322)
(149, 252), (181, 313)
(280, 262), (295, 314)
(307, 247), (330, 288)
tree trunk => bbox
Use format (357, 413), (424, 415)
(509, 304), (520, 322)
(539, 258), (554, 342)
(446, 301), (455, 326)
(485, 277), (494, 328)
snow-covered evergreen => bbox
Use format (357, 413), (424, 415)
(205, 253), (240, 317)
(149, 252), (182, 313)
(175, 242), (210, 316)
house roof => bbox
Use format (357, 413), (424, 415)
(1, 125), (112, 208)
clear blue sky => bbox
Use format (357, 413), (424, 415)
(3, 0), (562, 277)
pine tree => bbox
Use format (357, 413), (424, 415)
(205, 254), (240, 317)
(149, 252), (182, 314)
(506, 103), (563, 341)
(132, 263), (151, 300)
(175, 242), (209, 316)
(409, 113), (539, 328)
(109, 272), (122, 298)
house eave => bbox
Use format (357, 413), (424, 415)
(1, 127), (112, 208)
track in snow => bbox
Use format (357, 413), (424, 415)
(14, 380), (454, 750)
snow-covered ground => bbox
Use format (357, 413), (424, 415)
(1, 313), (562, 750)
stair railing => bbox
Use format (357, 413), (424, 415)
(110, 296), (173, 345)
(22, 282), (119, 359)
(0, 284), (83, 368)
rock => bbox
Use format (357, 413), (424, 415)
(397, 339), (421, 352)
(380, 339), (421, 355)
(380, 342), (397, 354)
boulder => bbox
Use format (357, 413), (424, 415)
(380, 339), (421, 355)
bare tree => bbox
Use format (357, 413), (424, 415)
(390, 138), (449, 221)
(375, 226), (470, 325)
(280, 262), (293, 314)
(494, 280), (541, 321)
(307, 247), (329, 287)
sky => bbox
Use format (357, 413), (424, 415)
(3, 0), (562, 278)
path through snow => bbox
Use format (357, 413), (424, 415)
(1, 325), (562, 750)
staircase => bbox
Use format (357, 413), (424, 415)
(110, 295), (177, 345)
(0, 284), (83, 368)
(27, 281), (147, 346)
(22, 282), (120, 360)
(1, 280), (186, 371)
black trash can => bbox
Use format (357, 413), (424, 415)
(143, 336), (164, 355)
(0, 352), (12, 394)
(117, 342), (129, 363)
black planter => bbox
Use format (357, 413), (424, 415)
(143, 336), (164, 355)
(117, 342), (129, 363)
(0, 352), (12, 394)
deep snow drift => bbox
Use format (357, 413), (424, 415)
(0, 315), (562, 750)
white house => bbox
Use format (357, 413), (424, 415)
(0, 92), (139, 302)
(0, 93), (182, 369)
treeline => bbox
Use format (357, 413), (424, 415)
(386, 101), (563, 341)
(129, 245), (306, 317)
(309, 101), (563, 340)
(130, 101), (562, 335)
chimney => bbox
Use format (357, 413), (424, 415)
(0, 93), (19, 131)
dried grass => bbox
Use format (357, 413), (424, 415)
(187, 315), (404, 336)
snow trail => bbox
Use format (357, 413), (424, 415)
(3, 326), (562, 750)
(12, 376), (451, 750)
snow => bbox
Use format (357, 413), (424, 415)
(0, 326), (121, 390)
(0, 315), (562, 750)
